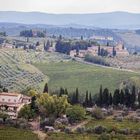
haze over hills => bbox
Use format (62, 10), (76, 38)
(0, 11), (140, 29)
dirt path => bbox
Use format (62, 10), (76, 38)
(33, 130), (47, 140)
(70, 120), (89, 132)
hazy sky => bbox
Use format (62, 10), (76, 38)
(0, 0), (140, 13)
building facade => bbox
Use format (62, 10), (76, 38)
(0, 92), (31, 119)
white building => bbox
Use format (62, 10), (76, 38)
(0, 92), (31, 119)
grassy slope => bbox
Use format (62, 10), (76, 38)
(46, 133), (98, 140)
(85, 119), (140, 130)
(0, 126), (39, 140)
(46, 133), (139, 140)
(46, 119), (140, 140)
(34, 61), (140, 95)
(117, 32), (140, 48)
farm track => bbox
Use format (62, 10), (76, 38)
(74, 57), (140, 74)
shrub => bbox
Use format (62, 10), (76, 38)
(94, 125), (107, 134)
(98, 133), (111, 140)
(54, 121), (66, 131)
(66, 105), (86, 123)
(40, 116), (55, 128)
(76, 127), (85, 133)
(64, 128), (72, 134)
(85, 127), (94, 133)
(92, 108), (105, 120)
(115, 134), (126, 140)
(85, 54), (109, 66)
(118, 128), (130, 135)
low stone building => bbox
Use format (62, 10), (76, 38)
(0, 92), (31, 119)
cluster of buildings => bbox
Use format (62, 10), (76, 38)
(91, 35), (114, 41)
(70, 43), (129, 58)
(0, 92), (31, 119)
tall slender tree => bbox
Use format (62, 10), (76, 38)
(89, 92), (93, 107)
(102, 88), (109, 106)
(98, 85), (103, 106)
(113, 89), (120, 106)
(43, 83), (48, 93)
(75, 88), (79, 104)
(120, 90), (125, 105)
(83, 91), (89, 107)
(124, 88), (131, 107)
(131, 85), (136, 107)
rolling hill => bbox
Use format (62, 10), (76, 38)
(0, 11), (140, 29)
(34, 61), (140, 95)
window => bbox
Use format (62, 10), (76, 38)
(2, 99), (5, 101)
(14, 99), (16, 102)
(8, 99), (11, 102)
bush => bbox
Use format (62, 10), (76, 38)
(40, 116), (55, 128)
(114, 134), (126, 140)
(94, 125), (107, 134)
(76, 127), (85, 133)
(54, 121), (66, 131)
(66, 105), (86, 123)
(118, 128), (130, 135)
(85, 54), (110, 66)
(115, 116), (124, 122)
(64, 128), (72, 134)
(85, 127), (94, 133)
(92, 108), (105, 120)
(98, 133), (111, 140)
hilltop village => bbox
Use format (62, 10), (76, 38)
(0, 30), (129, 58)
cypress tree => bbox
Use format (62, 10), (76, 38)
(31, 96), (38, 113)
(113, 89), (120, 106)
(102, 88), (109, 106)
(98, 46), (101, 56)
(124, 88), (131, 107)
(89, 92), (93, 107)
(43, 83), (48, 93)
(83, 91), (89, 107)
(98, 85), (103, 106)
(131, 85), (136, 107)
(64, 88), (68, 95)
(120, 90), (125, 105)
(59, 87), (65, 96)
(71, 92), (76, 105)
(112, 46), (116, 56)
(75, 88), (79, 104)
(138, 92), (140, 107)
(109, 93), (112, 105)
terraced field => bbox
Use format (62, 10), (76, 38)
(0, 48), (71, 92)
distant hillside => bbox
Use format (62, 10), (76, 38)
(0, 22), (122, 42)
(0, 11), (140, 29)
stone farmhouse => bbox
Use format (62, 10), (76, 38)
(0, 92), (31, 119)
(70, 43), (129, 58)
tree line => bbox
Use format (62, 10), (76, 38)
(47, 84), (140, 108)
(84, 54), (110, 66)
(55, 39), (97, 55)
(20, 30), (46, 37)
(96, 85), (139, 108)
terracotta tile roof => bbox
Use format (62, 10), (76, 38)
(0, 92), (20, 97)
